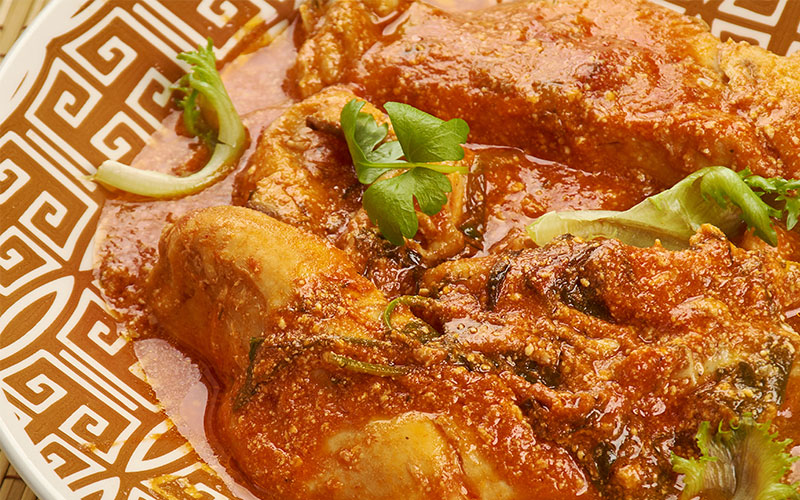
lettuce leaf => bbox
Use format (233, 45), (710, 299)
(672, 414), (800, 500)
(527, 167), (778, 249)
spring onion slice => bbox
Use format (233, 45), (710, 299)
(323, 352), (410, 377)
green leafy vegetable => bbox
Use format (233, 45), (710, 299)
(527, 166), (778, 250)
(91, 39), (246, 198)
(341, 99), (470, 245)
(322, 351), (410, 377)
(672, 414), (800, 500)
(740, 169), (800, 230)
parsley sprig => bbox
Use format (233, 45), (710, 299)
(340, 99), (469, 245)
(740, 169), (800, 230)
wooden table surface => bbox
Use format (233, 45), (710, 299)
(1, 0), (50, 496)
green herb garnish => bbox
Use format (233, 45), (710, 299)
(322, 351), (410, 377)
(527, 166), (781, 249)
(740, 169), (800, 230)
(341, 99), (470, 245)
(672, 414), (800, 500)
(382, 295), (418, 329)
(91, 39), (246, 198)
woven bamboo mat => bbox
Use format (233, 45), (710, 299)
(1, 0), (49, 495)
(0, 0), (48, 60)
(0, 454), (36, 500)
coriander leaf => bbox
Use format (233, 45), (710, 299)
(373, 140), (404, 163)
(363, 168), (453, 245)
(383, 102), (469, 163)
(527, 166), (777, 249)
(672, 414), (800, 500)
(786, 197), (800, 229)
(91, 39), (246, 198)
(176, 86), (215, 146)
(740, 171), (800, 231)
(341, 98), (470, 245)
(340, 99), (404, 184)
(698, 167), (778, 244)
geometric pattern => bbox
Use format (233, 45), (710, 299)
(0, 0), (794, 498)
(0, 1), (294, 498)
(650, 0), (800, 55)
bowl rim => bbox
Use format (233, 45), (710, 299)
(1, 1), (92, 498)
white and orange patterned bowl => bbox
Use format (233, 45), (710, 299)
(1, 1), (799, 498)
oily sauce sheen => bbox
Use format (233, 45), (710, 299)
(96, 1), (800, 499)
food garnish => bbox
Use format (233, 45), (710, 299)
(740, 169), (800, 230)
(340, 99), (470, 245)
(527, 166), (792, 249)
(382, 295), (428, 330)
(671, 414), (800, 500)
(322, 351), (410, 377)
(91, 39), (246, 198)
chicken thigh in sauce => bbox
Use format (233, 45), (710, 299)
(294, 0), (800, 183)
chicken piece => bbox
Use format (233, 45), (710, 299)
(146, 206), (595, 500)
(232, 86), (369, 237)
(415, 225), (800, 497)
(292, 0), (404, 94)
(234, 86), (666, 268)
(233, 86), (474, 296)
(146, 205), (389, 377)
(292, 0), (800, 184)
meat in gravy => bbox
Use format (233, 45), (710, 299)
(98, 0), (800, 499)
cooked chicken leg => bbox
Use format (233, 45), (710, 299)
(146, 205), (390, 376)
(145, 206), (593, 500)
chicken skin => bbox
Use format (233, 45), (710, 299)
(416, 225), (800, 496)
(233, 87), (663, 294)
(233, 86), (475, 296)
(132, 1), (800, 498)
(146, 206), (593, 500)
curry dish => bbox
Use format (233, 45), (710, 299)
(97, 0), (800, 499)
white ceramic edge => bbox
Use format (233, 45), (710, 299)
(0, 1), (97, 498)
(0, 390), (76, 500)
